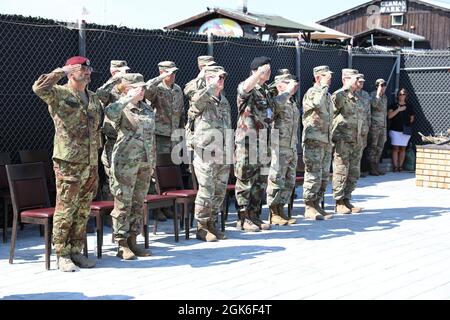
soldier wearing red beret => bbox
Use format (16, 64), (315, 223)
(32, 56), (108, 272)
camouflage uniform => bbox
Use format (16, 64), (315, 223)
(368, 87), (388, 171)
(302, 78), (333, 205)
(145, 61), (184, 154)
(32, 68), (102, 257)
(331, 70), (364, 204)
(96, 69), (125, 199)
(235, 82), (272, 215)
(190, 66), (231, 239)
(357, 89), (371, 149)
(184, 55), (215, 152)
(267, 78), (300, 209)
(105, 74), (155, 240)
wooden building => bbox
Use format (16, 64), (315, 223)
(318, 0), (450, 49)
(165, 7), (318, 41)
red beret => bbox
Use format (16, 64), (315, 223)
(65, 56), (91, 66)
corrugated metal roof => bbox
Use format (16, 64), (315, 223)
(278, 23), (352, 40)
(354, 27), (427, 41)
(225, 9), (318, 31)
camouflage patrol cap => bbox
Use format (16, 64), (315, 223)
(158, 61), (179, 73)
(375, 78), (386, 85)
(277, 68), (291, 76)
(204, 65), (227, 77)
(197, 55), (215, 67)
(342, 68), (359, 77)
(274, 73), (295, 84)
(110, 60), (129, 70)
(313, 65), (333, 76)
(121, 73), (146, 87)
(356, 73), (366, 81)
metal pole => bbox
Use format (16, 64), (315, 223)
(295, 40), (301, 102)
(401, 66), (450, 71)
(207, 32), (214, 57)
(395, 54), (401, 96)
(295, 40), (302, 153)
(347, 44), (353, 68)
(79, 20), (86, 57)
(385, 60), (397, 87)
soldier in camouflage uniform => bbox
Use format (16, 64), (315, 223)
(235, 56), (273, 232)
(145, 61), (184, 221)
(105, 73), (155, 260)
(355, 74), (372, 178)
(189, 65), (231, 242)
(32, 56), (100, 272)
(302, 66), (334, 220)
(368, 79), (388, 176)
(96, 60), (130, 200)
(184, 56), (216, 152)
(331, 69), (365, 214)
(266, 73), (299, 225)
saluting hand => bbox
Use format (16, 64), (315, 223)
(286, 80), (298, 95)
(127, 87), (145, 104)
(320, 73), (332, 86)
(62, 64), (81, 75)
(258, 64), (270, 77)
(377, 84), (384, 98)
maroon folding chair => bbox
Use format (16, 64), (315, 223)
(0, 152), (12, 243)
(85, 201), (114, 258)
(6, 162), (54, 270)
(143, 194), (177, 245)
(155, 154), (197, 240)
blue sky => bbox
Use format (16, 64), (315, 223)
(0, 0), (433, 29)
(2, 0), (449, 30)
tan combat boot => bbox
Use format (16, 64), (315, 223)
(128, 233), (152, 257)
(207, 220), (227, 240)
(117, 239), (137, 260)
(236, 211), (260, 232)
(335, 199), (351, 214)
(269, 205), (289, 226)
(248, 211), (271, 230)
(71, 253), (96, 268)
(57, 256), (79, 272)
(304, 201), (324, 220)
(344, 199), (362, 213)
(277, 204), (296, 224)
(314, 199), (333, 219)
(196, 222), (218, 242)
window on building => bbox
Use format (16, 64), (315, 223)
(391, 14), (404, 26)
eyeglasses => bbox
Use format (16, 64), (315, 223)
(380, 84), (386, 87)
(80, 65), (93, 72)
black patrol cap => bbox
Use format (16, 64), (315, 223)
(250, 56), (271, 70)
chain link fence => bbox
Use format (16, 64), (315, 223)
(1, 14), (449, 164)
(400, 50), (450, 145)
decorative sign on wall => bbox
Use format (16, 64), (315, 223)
(380, 1), (408, 13)
(199, 18), (244, 37)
